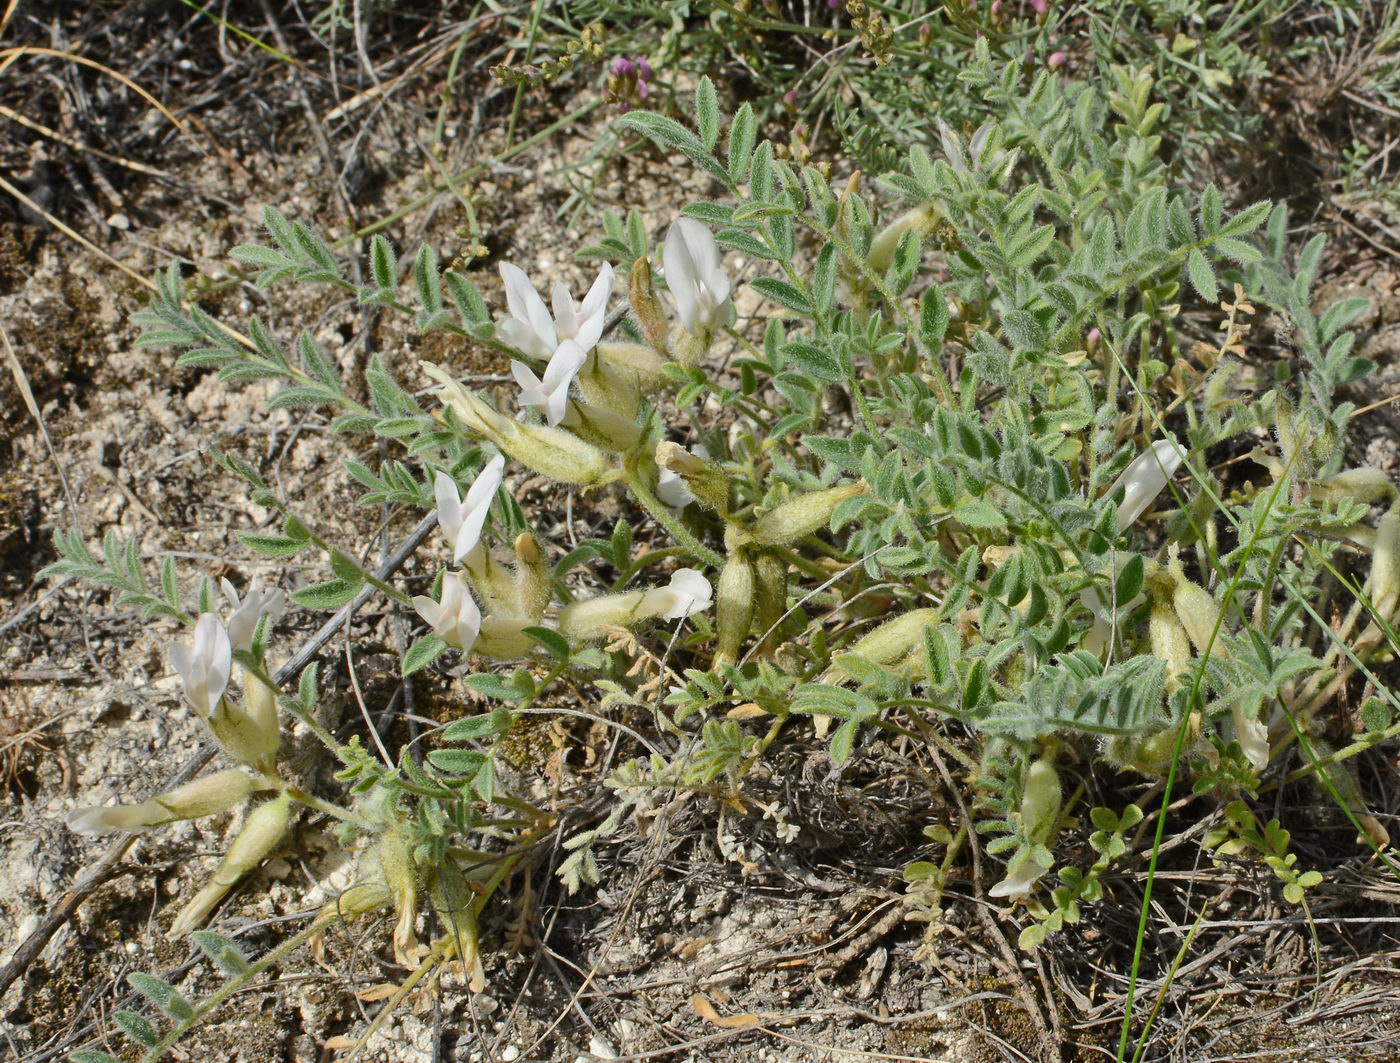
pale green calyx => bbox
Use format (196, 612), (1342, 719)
(750, 482), (868, 547)
(67, 769), (262, 837)
(424, 361), (611, 485)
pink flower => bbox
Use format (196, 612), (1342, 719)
(1048, 51), (1067, 69)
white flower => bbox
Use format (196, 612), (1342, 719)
(1110, 438), (1184, 532)
(413, 570), (482, 651)
(655, 443), (711, 509)
(221, 578), (286, 654)
(436, 456), (505, 564)
(68, 805), (154, 837)
(497, 262), (614, 359)
(169, 613), (232, 717)
(641, 568), (714, 620)
(663, 218), (732, 336)
(988, 853), (1052, 901)
(1233, 704), (1270, 771)
(511, 339), (589, 427)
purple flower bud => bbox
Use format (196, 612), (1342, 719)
(1030, 0), (1049, 13)
(991, 0), (1001, 14)
(783, 88), (798, 105)
(638, 58), (652, 81)
(611, 57), (634, 77)
(1048, 50), (1067, 69)
(1086, 328), (1101, 346)
(637, 79), (649, 99)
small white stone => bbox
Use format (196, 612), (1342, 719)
(501, 1047), (521, 1062)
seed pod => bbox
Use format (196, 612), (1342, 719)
(1310, 467), (1396, 506)
(824, 608), (940, 683)
(1369, 508), (1400, 622)
(867, 205), (939, 273)
(752, 549), (789, 645)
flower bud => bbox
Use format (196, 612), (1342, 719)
(1368, 507), (1400, 622)
(655, 440), (728, 514)
(378, 829), (420, 965)
(867, 205), (938, 273)
(1309, 467), (1396, 506)
(750, 482), (868, 547)
(424, 362), (611, 485)
(512, 533), (551, 623)
(68, 769), (259, 837)
(1170, 561), (1223, 654)
(824, 609), (939, 683)
(558, 569), (713, 642)
(752, 549), (789, 646)
(168, 793), (291, 938)
(1149, 601), (1192, 693)
(628, 258), (671, 353)
(595, 340), (669, 391)
(714, 552), (756, 667)
(560, 397), (644, 453)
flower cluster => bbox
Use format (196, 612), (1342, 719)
(68, 579), (291, 937)
(410, 218), (741, 663)
(605, 55), (652, 107)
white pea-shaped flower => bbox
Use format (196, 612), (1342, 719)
(512, 338), (589, 427)
(497, 262), (614, 359)
(413, 570), (483, 652)
(169, 613), (233, 718)
(221, 578), (286, 654)
(435, 455), (505, 565)
(1110, 438), (1184, 532)
(641, 567), (715, 620)
(663, 218), (732, 337)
